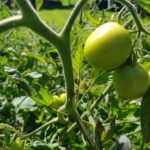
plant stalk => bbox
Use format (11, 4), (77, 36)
(0, 16), (23, 33)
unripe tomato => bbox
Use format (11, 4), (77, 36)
(84, 22), (132, 70)
(53, 95), (60, 101)
(60, 93), (67, 101)
(113, 64), (150, 99)
(50, 94), (66, 109)
(10, 140), (23, 150)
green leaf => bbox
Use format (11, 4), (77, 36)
(134, 0), (150, 13)
(31, 88), (53, 106)
(73, 44), (83, 76)
(26, 72), (43, 79)
(84, 10), (99, 26)
(12, 96), (36, 111)
(35, 0), (44, 11)
(22, 52), (45, 63)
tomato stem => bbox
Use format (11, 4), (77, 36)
(21, 117), (59, 139)
(117, 0), (150, 35)
(61, 0), (87, 35)
(0, 16), (23, 33)
(71, 110), (96, 150)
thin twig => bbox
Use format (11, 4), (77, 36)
(61, 0), (87, 35)
(72, 110), (96, 150)
(0, 16), (23, 33)
(21, 117), (59, 139)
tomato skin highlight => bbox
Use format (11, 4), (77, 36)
(84, 22), (132, 70)
(113, 64), (150, 99)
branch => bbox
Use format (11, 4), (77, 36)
(61, 0), (87, 35)
(0, 16), (23, 33)
(16, 0), (37, 19)
(16, 0), (61, 50)
(21, 117), (59, 139)
(62, 84), (112, 143)
(117, 0), (150, 35)
(117, 0), (143, 30)
(72, 110), (96, 149)
(94, 118), (103, 150)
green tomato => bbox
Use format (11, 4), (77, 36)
(10, 140), (23, 150)
(113, 64), (150, 99)
(50, 94), (66, 109)
(84, 22), (132, 70)
(60, 93), (67, 101)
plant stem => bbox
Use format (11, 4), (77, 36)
(53, 33), (75, 110)
(0, 16), (23, 33)
(61, 0), (87, 34)
(71, 110), (96, 150)
(58, 0), (88, 109)
(117, 0), (143, 31)
(21, 117), (59, 139)
(62, 84), (112, 142)
(94, 118), (103, 150)
(16, 0), (60, 49)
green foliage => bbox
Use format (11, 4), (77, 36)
(134, 0), (150, 13)
(0, 0), (150, 150)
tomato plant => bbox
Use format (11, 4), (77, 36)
(113, 64), (150, 99)
(84, 22), (132, 70)
(0, 0), (150, 150)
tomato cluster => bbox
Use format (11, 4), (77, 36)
(84, 22), (150, 99)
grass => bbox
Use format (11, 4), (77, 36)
(60, 0), (77, 6)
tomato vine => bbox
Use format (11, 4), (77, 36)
(0, 0), (150, 149)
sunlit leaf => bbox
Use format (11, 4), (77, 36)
(73, 44), (83, 76)
(31, 88), (53, 106)
(12, 96), (36, 111)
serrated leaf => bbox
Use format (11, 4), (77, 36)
(94, 71), (111, 85)
(21, 52), (45, 63)
(84, 10), (99, 26)
(134, 0), (150, 13)
(31, 88), (53, 106)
